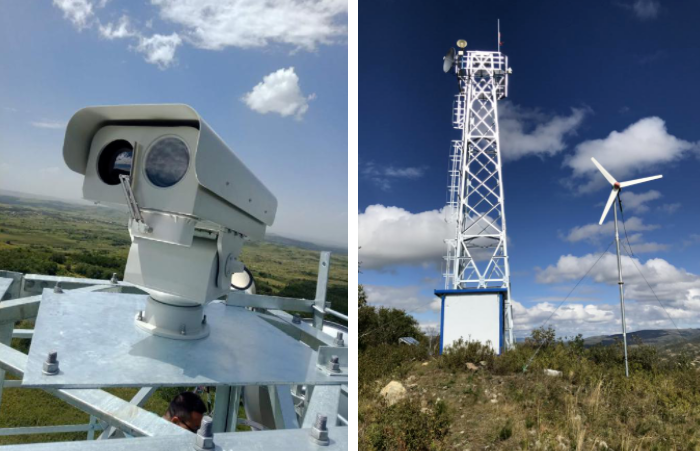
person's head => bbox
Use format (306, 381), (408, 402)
(163, 391), (207, 432)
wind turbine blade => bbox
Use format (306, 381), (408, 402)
(600, 189), (617, 225)
(619, 175), (663, 188)
(591, 157), (617, 186)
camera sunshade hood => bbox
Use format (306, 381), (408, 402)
(63, 104), (277, 227)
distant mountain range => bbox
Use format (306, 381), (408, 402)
(0, 190), (347, 255)
(584, 328), (700, 348)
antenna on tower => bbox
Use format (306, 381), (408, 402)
(498, 19), (501, 53)
(591, 157), (662, 378)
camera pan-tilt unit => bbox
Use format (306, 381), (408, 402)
(437, 40), (515, 354)
(0, 104), (348, 449)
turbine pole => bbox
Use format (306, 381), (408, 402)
(612, 194), (630, 378)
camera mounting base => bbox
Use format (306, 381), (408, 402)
(134, 296), (210, 340)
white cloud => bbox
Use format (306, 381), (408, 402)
(364, 285), (440, 314)
(151, 0), (347, 51)
(99, 15), (137, 40)
(499, 102), (588, 161)
(620, 189), (661, 213)
(565, 117), (697, 192)
(242, 67), (314, 119)
(135, 33), (182, 69)
(510, 252), (700, 337)
(359, 205), (451, 270)
(564, 216), (658, 244)
(361, 162), (426, 191)
(30, 121), (67, 130)
(632, 0), (660, 20)
(55, 0), (347, 69)
(658, 203), (681, 214)
(53, 0), (94, 30)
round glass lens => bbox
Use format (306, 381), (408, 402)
(145, 137), (190, 188)
(97, 140), (133, 185)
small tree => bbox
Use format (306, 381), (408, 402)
(529, 325), (556, 348)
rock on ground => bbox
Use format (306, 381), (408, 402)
(380, 381), (407, 406)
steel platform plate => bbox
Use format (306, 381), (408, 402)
(22, 290), (346, 388)
(0, 426), (348, 451)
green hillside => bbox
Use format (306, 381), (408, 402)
(0, 195), (347, 445)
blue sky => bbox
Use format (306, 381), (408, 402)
(0, 0), (348, 246)
(358, 0), (700, 338)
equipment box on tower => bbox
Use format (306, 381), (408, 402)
(435, 288), (507, 355)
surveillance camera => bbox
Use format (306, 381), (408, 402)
(63, 104), (277, 339)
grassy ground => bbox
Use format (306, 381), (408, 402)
(360, 339), (700, 451)
(0, 196), (348, 444)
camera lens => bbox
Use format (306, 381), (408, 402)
(145, 137), (190, 188)
(97, 140), (133, 185)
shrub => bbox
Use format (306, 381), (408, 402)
(438, 338), (495, 372)
(362, 398), (451, 451)
(359, 344), (427, 390)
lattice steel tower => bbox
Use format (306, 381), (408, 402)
(443, 41), (514, 348)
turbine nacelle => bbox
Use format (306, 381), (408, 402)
(591, 157), (663, 225)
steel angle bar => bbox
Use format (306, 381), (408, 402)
(98, 386), (157, 440)
(313, 252), (330, 330)
(227, 291), (314, 312)
(268, 385), (299, 429)
(12, 329), (33, 339)
(301, 385), (341, 428)
(0, 426), (348, 450)
(0, 272), (22, 300)
(21, 275), (137, 297)
(266, 310), (336, 349)
(0, 285), (116, 325)
(211, 386), (231, 433)
(0, 278), (12, 302)
(0, 343), (188, 438)
(0, 423), (104, 436)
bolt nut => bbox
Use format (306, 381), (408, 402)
(53, 284), (63, 294)
(334, 332), (345, 347)
(180, 324), (187, 336)
(309, 414), (330, 446)
(327, 355), (340, 373)
(42, 351), (59, 375)
(292, 315), (301, 324)
(194, 415), (214, 450)
(136, 310), (143, 321)
(110, 273), (119, 284)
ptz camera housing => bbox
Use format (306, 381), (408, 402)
(63, 104), (277, 339)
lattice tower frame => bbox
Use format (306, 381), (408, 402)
(443, 50), (514, 348)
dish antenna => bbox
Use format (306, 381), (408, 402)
(591, 157), (662, 377)
(443, 47), (456, 73)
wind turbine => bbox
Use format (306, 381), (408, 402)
(592, 157), (662, 377)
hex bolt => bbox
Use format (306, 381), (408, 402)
(327, 355), (340, 373)
(136, 311), (143, 321)
(292, 315), (301, 324)
(309, 413), (330, 446)
(180, 324), (187, 336)
(53, 283), (63, 294)
(42, 351), (59, 375)
(334, 332), (345, 347)
(194, 415), (214, 450)
(110, 273), (119, 285)
(202, 315), (207, 325)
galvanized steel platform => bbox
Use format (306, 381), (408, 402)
(22, 289), (346, 388)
